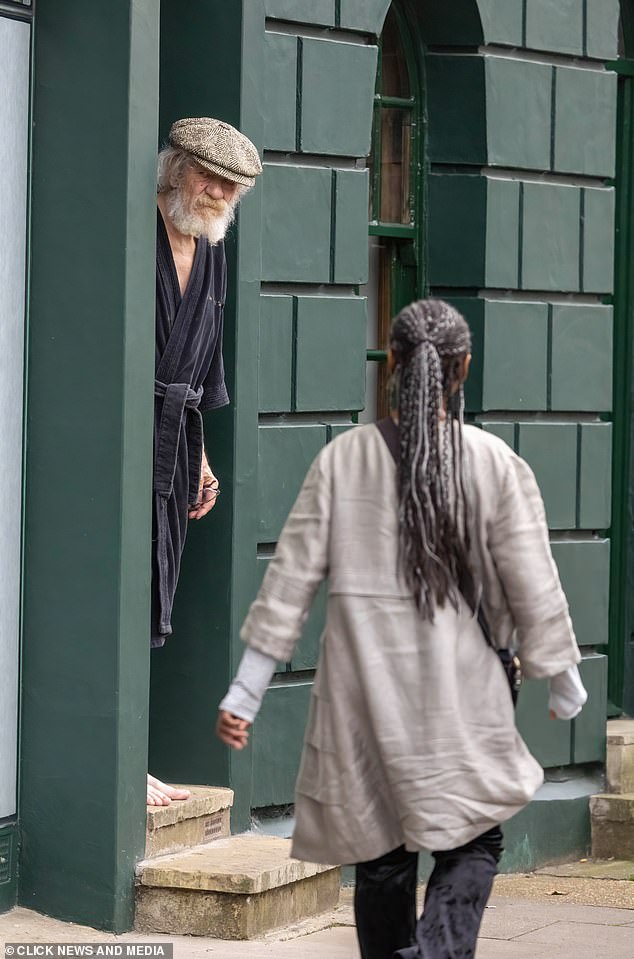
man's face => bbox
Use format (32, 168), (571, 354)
(167, 163), (242, 244)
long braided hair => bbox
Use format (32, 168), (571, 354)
(390, 299), (475, 619)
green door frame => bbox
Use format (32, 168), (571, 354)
(20, 0), (159, 931)
(608, 49), (634, 715)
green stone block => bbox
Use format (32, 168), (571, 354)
(261, 164), (332, 283)
(516, 677), (572, 768)
(447, 297), (484, 413)
(585, 0), (620, 59)
(480, 422), (516, 450)
(486, 58), (552, 170)
(295, 296), (367, 412)
(525, 0), (584, 55)
(555, 67), (617, 177)
(417, 2), (484, 46)
(550, 539), (610, 648)
(478, 0), (524, 45)
(573, 655), (608, 763)
(258, 425), (327, 540)
(252, 682), (312, 807)
(578, 424), (612, 530)
(428, 174), (487, 287)
(259, 295), (293, 414)
(301, 39), (377, 157)
(327, 422), (357, 440)
(334, 169), (370, 284)
(264, 0), (334, 26)
(550, 304), (613, 412)
(426, 56), (486, 165)
(263, 33), (297, 152)
(485, 178), (520, 289)
(522, 182), (580, 292)
(482, 301), (548, 411)
(517, 423), (577, 529)
(338, 0), (391, 34)
(583, 187), (615, 294)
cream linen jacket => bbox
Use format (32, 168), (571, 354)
(241, 423), (580, 865)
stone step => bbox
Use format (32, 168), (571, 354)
(145, 786), (233, 859)
(135, 834), (341, 939)
(590, 792), (634, 859)
(606, 719), (634, 794)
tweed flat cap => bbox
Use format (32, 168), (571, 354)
(169, 117), (262, 187)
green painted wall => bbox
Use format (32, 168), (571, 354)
(431, 0), (620, 768)
(249, 0), (383, 810)
(246, 0), (619, 812)
(20, 0), (159, 931)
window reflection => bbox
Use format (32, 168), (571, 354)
(381, 7), (410, 97)
(380, 109), (411, 225)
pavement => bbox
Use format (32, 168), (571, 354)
(1, 866), (633, 959)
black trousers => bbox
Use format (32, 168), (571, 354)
(354, 826), (503, 959)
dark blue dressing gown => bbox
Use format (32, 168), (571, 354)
(152, 210), (229, 647)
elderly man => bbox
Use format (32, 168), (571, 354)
(148, 118), (262, 806)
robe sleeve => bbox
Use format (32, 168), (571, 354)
(200, 243), (230, 412)
(200, 321), (229, 412)
(487, 453), (580, 680)
(240, 448), (332, 663)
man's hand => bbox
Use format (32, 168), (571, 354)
(189, 450), (220, 520)
(216, 710), (251, 750)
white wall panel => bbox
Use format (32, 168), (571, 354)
(0, 16), (30, 819)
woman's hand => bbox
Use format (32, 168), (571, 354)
(216, 710), (251, 750)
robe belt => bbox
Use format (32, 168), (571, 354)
(154, 380), (204, 503)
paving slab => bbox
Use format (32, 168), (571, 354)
(536, 859), (634, 881)
(514, 919), (634, 958)
(493, 871), (634, 908)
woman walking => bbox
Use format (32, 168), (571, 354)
(217, 299), (587, 958)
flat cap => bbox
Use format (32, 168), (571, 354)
(169, 117), (262, 187)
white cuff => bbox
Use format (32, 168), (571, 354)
(548, 664), (588, 720)
(219, 646), (277, 724)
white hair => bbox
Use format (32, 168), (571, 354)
(157, 145), (192, 193)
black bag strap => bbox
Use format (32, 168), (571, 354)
(375, 417), (399, 462)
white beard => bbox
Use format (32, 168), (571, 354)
(166, 189), (237, 245)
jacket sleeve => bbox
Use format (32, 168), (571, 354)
(240, 448), (332, 663)
(487, 453), (580, 679)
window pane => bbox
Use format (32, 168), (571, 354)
(380, 108), (412, 224)
(381, 7), (409, 97)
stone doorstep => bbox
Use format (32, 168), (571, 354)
(607, 719), (634, 746)
(590, 793), (634, 823)
(145, 786), (233, 859)
(607, 745), (634, 794)
(137, 835), (337, 894)
(606, 722), (634, 794)
(135, 835), (341, 939)
(135, 867), (341, 940)
(591, 793), (634, 860)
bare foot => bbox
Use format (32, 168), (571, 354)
(147, 774), (191, 806)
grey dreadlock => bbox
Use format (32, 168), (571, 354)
(390, 298), (475, 619)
